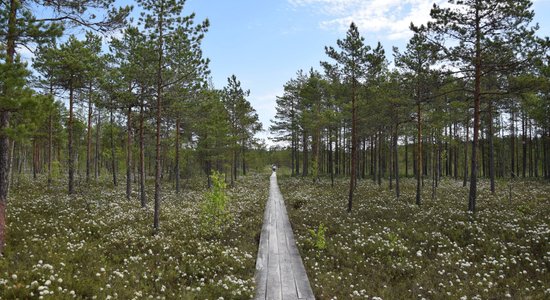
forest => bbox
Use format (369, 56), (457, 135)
(1, 0), (549, 299)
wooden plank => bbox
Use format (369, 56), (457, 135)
(255, 173), (314, 300)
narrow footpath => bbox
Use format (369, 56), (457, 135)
(254, 172), (315, 300)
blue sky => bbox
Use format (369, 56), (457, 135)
(181, 0), (550, 145)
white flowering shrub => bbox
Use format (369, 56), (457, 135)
(281, 176), (550, 299)
(0, 174), (268, 299)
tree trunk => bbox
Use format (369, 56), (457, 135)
(126, 106), (132, 200)
(510, 110), (515, 178)
(389, 133), (393, 190)
(139, 99), (146, 208)
(48, 110), (53, 185)
(488, 100), (495, 193)
(291, 132), (295, 176)
(522, 111), (527, 178)
(110, 105), (117, 186)
(468, 7), (481, 213)
(302, 131), (308, 177)
(242, 140), (247, 176)
(1, 0), (18, 253)
(86, 82), (93, 182)
(405, 136), (408, 178)
(463, 118), (469, 187)
(95, 109), (101, 179)
(68, 85), (75, 194)
(394, 125), (400, 199)
(329, 129), (334, 187)
(416, 100), (422, 206)
(175, 118), (180, 193)
(0, 111), (10, 255)
(348, 82), (357, 212)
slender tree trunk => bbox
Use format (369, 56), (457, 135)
(0, 0), (18, 253)
(510, 110), (515, 178)
(95, 109), (101, 179)
(126, 106), (132, 200)
(405, 136), (408, 178)
(377, 130), (382, 186)
(348, 82), (357, 212)
(291, 133), (295, 176)
(416, 100), (422, 206)
(231, 148), (237, 185)
(175, 118), (180, 193)
(329, 129), (334, 187)
(468, 7), (481, 213)
(48, 110), (53, 185)
(394, 125), (400, 199)
(32, 140), (37, 180)
(68, 85), (75, 194)
(488, 100), (495, 193)
(86, 82), (93, 182)
(110, 105), (117, 186)
(302, 131), (308, 177)
(139, 100), (146, 208)
(529, 120), (534, 177)
(534, 136), (539, 178)
(522, 112), (527, 178)
(389, 133), (393, 190)
(242, 140), (247, 176)
(463, 119), (469, 187)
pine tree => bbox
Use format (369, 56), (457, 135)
(428, 0), (541, 212)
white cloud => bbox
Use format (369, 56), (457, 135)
(289, 0), (446, 40)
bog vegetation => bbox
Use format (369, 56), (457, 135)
(1, 0), (549, 299)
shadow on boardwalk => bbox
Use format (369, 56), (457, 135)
(254, 172), (315, 300)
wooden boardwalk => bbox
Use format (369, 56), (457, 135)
(254, 172), (315, 300)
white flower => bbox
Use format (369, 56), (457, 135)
(416, 250), (422, 257)
(11, 274), (17, 280)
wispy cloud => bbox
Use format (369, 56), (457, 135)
(288, 0), (446, 40)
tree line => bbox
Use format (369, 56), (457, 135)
(0, 0), (262, 253)
(271, 0), (550, 212)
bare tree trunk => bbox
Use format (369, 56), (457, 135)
(302, 131), (308, 177)
(488, 100), (495, 193)
(48, 110), (53, 185)
(378, 131), (382, 186)
(126, 106), (132, 200)
(522, 111), (527, 178)
(139, 100), (146, 208)
(152, 0), (167, 233)
(468, 9), (481, 213)
(416, 101), (422, 206)
(348, 83), (357, 212)
(110, 105), (117, 186)
(394, 125), (400, 199)
(0, 0), (18, 255)
(329, 129), (334, 187)
(405, 136), (408, 178)
(86, 82), (93, 182)
(68, 85), (75, 194)
(510, 109), (516, 178)
(242, 140), (247, 176)
(175, 118), (180, 193)
(95, 109), (101, 179)
(463, 118), (469, 187)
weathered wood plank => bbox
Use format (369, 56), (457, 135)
(254, 172), (314, 300)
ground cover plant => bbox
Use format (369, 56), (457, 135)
(0, 174), (268, 299)
(280, 175), (550, 299)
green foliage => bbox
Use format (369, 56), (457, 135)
(283, 176), (550, 299)
(308, 223), (327, 251)
(1, 175), (268, 299)
(200, 171), (230, 235)
(50, 160), (62, 180)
